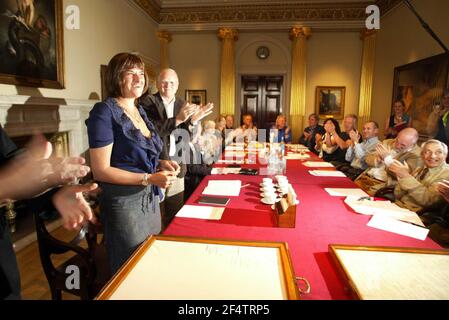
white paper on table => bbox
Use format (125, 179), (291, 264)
(202, 180), (242, 196)
(367, 215), (429, 240)
(309, 170), (346, 177)
(288, 144), (309, 149)
(303, 161), (335, 168)
(224, 151), (245, 158)
(344, 196), (425, 227)
(325, 188), (369, 197)
(176, 205), (225, 220)
(285, 153), (310, 160)
(211, 167), (241, 175)
(217, 159), (245, 164)
(225, 146), (244, 152)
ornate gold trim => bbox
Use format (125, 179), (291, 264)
(217, 27), (239, 41)
(289, 26), (312, 40)
(157, 30), (172, 42)
(133, 0), (161, 22)
(132, 0), (403, 27)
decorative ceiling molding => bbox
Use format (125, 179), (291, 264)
(376, 0), (403, 15)
(133, 0), (161, 22)
(132, 0), (404, 31)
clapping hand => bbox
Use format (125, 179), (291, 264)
(376, 143), (390, 161)
(176, 102), (199, 125)
(191, 102), (214, 124)
(0, 134), (90, 201)
(303, 131), (311, 141)
(52, 183), (99, 230)
(349, 130), (360, 143)
(389, 159), (410, 178)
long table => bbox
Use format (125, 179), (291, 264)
(163, 149), (441, 300)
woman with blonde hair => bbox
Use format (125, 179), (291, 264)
(271, 114), (292, 143)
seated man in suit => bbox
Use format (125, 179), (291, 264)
(339, 121), (380, 181)
(139, 68), (213, 230)
(389, 139), (449, 213)
(355, 127), (422, 196)
(299, 113), (324, 154)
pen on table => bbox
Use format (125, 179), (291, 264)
(240, 183), (250, 188)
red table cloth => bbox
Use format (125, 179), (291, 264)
(163, 149), (441, 300)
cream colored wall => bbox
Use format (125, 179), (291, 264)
(170, 30), (362, 132)
(0, 0), (159, 100)
(372, 0), (449, 137)
(169, 32), (221, 121)
(236, 32), (292, 126)
(306, 32), (363, 130)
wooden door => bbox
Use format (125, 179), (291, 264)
(241, 75), (283, 133)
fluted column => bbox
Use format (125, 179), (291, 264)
(218, 27), (238, 116)
(157, 30), (172, 70)
(289, 26), (311, 142)
(358, 29), (376, 130)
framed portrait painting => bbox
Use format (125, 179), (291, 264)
(185, 89), (207, 106)
(0, 0), (65, 88)
(392, 53), (449, 138)
(315, 86), (346, 119)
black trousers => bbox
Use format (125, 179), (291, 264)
(160, 191), (184, 232)
(0, 213), (21, 300)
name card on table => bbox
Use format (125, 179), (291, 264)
(344, 196), (425, 227)
(202, 180), (242, 197)
(325, 188), (369, 197)
(309, 170), (346, 177)
(303, 161), (335, 168)
(367, 215), (429, 240)
(176, 205), (225, 220)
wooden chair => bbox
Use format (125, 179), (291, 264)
(33, 209), (110, 300)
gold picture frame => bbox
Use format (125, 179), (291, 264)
(0, 0), (65, 88)
(329, 244), (449, 300)
(97, 235), (302, 300)
(315, 86), (346, 119)
(185, 89), (207, 105)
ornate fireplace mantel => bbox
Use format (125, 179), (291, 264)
(0, 95), (96, 157)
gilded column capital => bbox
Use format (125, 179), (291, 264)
(217, 27), (238, 41)
(360, 29), (377, 40)
(157, 30), (172, 42)
(289, 26), (311, 41)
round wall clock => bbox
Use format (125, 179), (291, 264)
(256, 46), (270, 59)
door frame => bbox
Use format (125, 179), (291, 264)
(235, 72), (289, 130)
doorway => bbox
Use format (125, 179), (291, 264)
(240, 75), (283, 133)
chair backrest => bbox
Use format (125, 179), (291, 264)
(33, 209), (97, 300)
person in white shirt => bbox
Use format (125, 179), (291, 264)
(139, 68), (213, 230)
(230, 113), (257, 144)
(340, 121), (380, 180)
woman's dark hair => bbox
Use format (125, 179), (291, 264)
(323, 118), (341, 134)
(105, 52), (149, 98)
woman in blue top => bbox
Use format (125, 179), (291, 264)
(86, 53), (179, 273)
(272, 114), (292, 143)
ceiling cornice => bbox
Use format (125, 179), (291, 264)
(133, 0), (161, 22)
(132, 0), (404, 31)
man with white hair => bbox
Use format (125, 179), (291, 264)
(139, 68), (213, 230)
(390, 139), (449, 213)
(355, 127), (423, 195)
